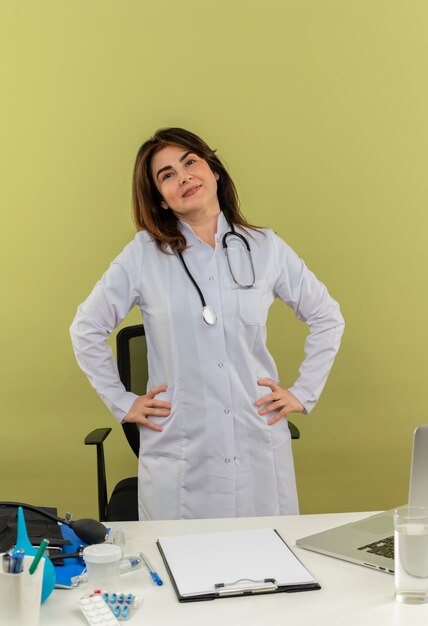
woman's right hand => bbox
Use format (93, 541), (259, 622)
(123, 385), (171, 431)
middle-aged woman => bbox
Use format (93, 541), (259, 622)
(70, 127), (345, 521)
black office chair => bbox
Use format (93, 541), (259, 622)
(84, 325), (145, 522)
(84, 324), (300, 522)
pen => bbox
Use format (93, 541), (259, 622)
(140, 552), (163, 586)
(3, 553), (11, 573)
(11, 549), (25, 574)
(29, 539), (49, 575)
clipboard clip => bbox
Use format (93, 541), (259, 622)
(215, 578), (278, 596)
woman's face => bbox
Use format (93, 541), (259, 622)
(151, 144), (220, 220)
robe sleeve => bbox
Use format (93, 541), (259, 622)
(271, 231), (345, 414)
(70, 240), (143, 422)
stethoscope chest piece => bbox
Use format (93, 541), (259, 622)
(202, 305), (217, 326)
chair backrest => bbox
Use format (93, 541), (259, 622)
(116, 324), (148, 459)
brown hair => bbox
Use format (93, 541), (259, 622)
(132, 127), (259, 252)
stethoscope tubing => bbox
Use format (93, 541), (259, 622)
(177, 222), (255, 324)
(177, 251), (207, 307)
(222, 228), (255, 289)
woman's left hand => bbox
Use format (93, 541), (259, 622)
(255, 378), (304, 425)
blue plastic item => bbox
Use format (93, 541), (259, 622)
(53, 524), (87, 588)
(15, 506), (56, 602)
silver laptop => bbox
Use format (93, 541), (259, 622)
(296, 425), (428, 574)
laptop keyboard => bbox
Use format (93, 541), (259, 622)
(357, 535), (394, 560)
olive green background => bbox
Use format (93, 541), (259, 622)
(1, 1), (427, 520)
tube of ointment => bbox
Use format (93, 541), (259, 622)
(70, 555), (143, 588)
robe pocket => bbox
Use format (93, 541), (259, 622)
(272, 438), (299, 515)
(138, 456), (182, 520)
(237, 282), (268, 326)
(140, 384), (182, 458)
(256, 382), (291, 448)
(269, 416), (292, 448)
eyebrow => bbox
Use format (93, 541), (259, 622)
(156, 150), (194, 179)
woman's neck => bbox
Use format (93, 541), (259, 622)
(181, 209), (221, 248)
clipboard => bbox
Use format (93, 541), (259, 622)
(157, 528), (320, 602)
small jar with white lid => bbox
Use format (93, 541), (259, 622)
(83, 543), (122, 592)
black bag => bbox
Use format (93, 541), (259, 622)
(0, 505), (69, 552)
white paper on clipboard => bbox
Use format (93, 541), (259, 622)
(157, 527), (318, 599)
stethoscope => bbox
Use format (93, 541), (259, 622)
(177, 223), (256, 326)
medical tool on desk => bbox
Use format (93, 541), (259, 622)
(0, 501), (108, 544)
(140, 552), (163, 586)
(49, 544), (86, 563)
(79, 591), (142, 623)
(83, 543), (122, 592)
(0, 554), (45, 626)
(29, 539), (49, 575)
(15, 506), (56, 603)
(70, 554), (144, 588)
(2, 549), (24, 573)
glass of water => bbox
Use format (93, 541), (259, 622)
(394, 505), (428, 603)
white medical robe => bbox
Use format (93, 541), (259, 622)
(70, 212), (344, 520)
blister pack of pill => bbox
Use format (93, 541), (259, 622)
(80, 590), (142, 622)
(79, 595), (119, 626)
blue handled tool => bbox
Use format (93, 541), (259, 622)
(15, 507), (56, 601)
(140, 552), (163, 586)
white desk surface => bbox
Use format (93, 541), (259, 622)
(41, 512), (428, 626)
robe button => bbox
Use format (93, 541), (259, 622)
(209, 276), (215, 280)
(217, 362), (224, 368)
(224, 458), (231, 463)
(224, 409), (230, 414)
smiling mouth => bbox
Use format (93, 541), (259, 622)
(182, 185), (201, 198)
